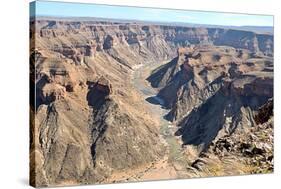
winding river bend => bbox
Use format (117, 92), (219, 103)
(128, 60), (191, 180)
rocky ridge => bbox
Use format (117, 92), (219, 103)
(190, 98), (273, 175)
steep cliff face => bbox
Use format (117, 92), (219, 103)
(87, 78), (164, 181)
(208, 28), (273, 55)
(176, 75), (273, 151)
(184, 98), (273, 176)
(149, 45), (273, 122)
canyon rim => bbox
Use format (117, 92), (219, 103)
(30, 1), (274, 187)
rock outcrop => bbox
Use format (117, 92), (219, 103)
(149, 45), (273, 123)
(207, 98), (274, 174)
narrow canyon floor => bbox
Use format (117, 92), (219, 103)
(105, 60), (184, 182)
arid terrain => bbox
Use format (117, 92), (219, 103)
(30, 17), (273, 187)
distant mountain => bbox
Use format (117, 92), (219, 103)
(34, 16), (273, 34)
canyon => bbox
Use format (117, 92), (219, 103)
(30, 18), (274, 187)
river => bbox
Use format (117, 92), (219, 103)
(129, 60), (189, 180)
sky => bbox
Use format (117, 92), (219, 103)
(30, 0), (274, 27)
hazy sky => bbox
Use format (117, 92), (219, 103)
(31, 0), (273, 27)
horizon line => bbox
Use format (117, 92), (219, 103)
(32, 15), (274, 28)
